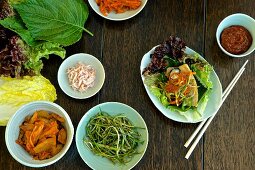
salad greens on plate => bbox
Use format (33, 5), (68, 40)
(142, 36), (215, 121)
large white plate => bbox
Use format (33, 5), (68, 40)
(140, 46), (222, 123)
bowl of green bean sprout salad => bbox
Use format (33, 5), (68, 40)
(75, 102), (148, 170)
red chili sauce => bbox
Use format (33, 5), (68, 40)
(220, 25), (252, 55)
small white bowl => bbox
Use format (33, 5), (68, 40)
(76, 102), (148, 170)
(216, 13), (255, 57)
(88, 0), (148, 21)
(5, 101), (74, 168)
(58, 53), (105, 99)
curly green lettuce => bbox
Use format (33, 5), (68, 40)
(191, 62), (213, 88)
(23, 41), (65, 75)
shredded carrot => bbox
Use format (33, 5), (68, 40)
(95, 0), (142, 16)
(16, 110), (67, 160)
(165, 72), (195, 93)
(165, 71), (195, 105)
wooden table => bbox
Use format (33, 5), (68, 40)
(1, 0), (254, 169)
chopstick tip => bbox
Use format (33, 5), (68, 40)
(185, 154), (190, 159)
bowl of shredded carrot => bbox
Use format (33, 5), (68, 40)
(5, 101), (74, 168)
(88, 0), (148, 21)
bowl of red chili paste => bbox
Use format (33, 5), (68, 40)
(216, 13), (255, 57)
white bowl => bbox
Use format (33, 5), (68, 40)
(88, 0), (148, 21)
(216, 13), (255, 57)
(58, 53), (105, 99)
(5, 101), (74, 168)
(76, 102), (148, 170)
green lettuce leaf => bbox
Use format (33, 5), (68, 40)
(163, 55), (180, 67)
(150, 86), (162, 99)
(0, 16), (39, 46)
(167, 105), (201, 121)
(160, 93), (169, 107)
(13, 0), (93, 46)
(144, 73), (160, 87)
(24, 41), (66, 75)
(9, 0), (26, 5)
(11, 38), (65, 75)
(196, 89), (211, 116)
(191, 62), (213, 88)
(0, 75), (57, 126)
(181, 96), (194, 108)
(144, 73), (163, 98)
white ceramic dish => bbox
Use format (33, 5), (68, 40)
(58, 53), (105, 99)
(140, 46), (222, 123)
(88, 0), (148, 21)
(216, 13), (255, 57)
(5, 101), (74, 168)
(76, 102), (148, 170)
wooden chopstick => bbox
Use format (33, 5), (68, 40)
(184, 60), (249, 148)
(184, 60), (249, 159)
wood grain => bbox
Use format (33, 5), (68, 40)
(0, 0), (254, 169)
(204, 0), (255, 170)
(0, 7), (104, 170)
(101, 0), (204, 169)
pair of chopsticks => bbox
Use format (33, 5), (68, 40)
(184, 60), (249, 159)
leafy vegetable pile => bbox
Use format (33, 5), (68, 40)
(0, 0), (92, 77)
(0, 0), (92, 125)
(84, 111), (144, 164)
(143, 36), (213, 120)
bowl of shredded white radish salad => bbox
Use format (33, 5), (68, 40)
(58, 53), (105, 99)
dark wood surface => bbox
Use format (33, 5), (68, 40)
(0, 0), (254, 169)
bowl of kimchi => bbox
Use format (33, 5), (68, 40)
(5, 101), (74, 167)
